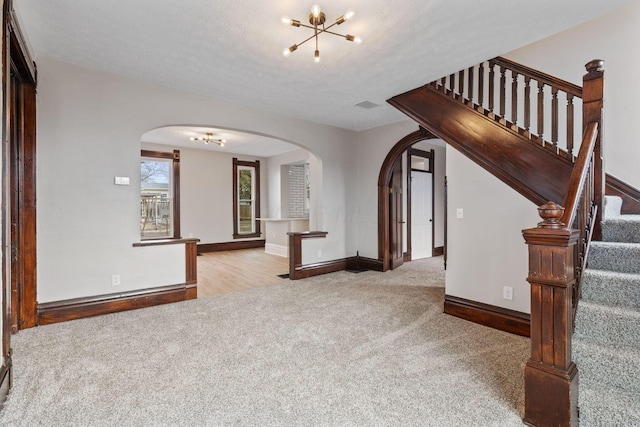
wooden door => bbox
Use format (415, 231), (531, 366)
(389, 157), (404, 270)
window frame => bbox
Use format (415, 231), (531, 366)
(140, 149), (181, 240)
(233, 158), (261, 239)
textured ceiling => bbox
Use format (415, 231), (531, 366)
(15, 0), (639, 131)
(142, 126), (302, 158)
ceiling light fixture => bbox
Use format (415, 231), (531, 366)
(190, 133), (226, 146)
(282, 4), (361, 62)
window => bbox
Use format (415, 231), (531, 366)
(233, 158), (261, 239)
(140, 150), (180, 239)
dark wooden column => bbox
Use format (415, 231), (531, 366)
(522, 202), (578, 427)
(582, 60), (604, 240)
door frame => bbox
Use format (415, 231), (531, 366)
(2, 0), (38, 341)
(377, 127), (438, 271)
(406, 147), (434, 261)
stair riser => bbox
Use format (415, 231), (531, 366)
(588, 244), (640, 274)
(574, 305), (640, 348)
(574, 340), (640, 394)
(582, 271), (640, 310)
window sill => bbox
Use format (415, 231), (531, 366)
(133, 238), (200, 247)
(232, 233), (262, 240)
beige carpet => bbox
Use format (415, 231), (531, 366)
(0, 257), (529, 426)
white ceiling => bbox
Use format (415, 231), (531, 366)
(15, 0), (638, 132)
(142, 126), (303, 158)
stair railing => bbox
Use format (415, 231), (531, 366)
(521, 61), (604, 427)
(430, 57), (584, 163)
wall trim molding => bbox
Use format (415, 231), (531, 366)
(197, 239), (265, 253)
(291, 257), (358, 280)
(356, 256), (384, 272)
(0, 354), (11, 410)
(444, 295), (530, 337)
(38, 283), (196, 326)
(433, 246), (444, 256)
(264, 243), (287, 258)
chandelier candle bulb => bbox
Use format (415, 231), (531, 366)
(282, 4), (359, 62)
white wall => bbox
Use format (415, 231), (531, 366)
(504, 0), (640, 189)
(36, 57), (356, 302)
(141, 142), (268, 244)
(446, 149), (539, 313)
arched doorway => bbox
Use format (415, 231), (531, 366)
(377, 127), (440, 271)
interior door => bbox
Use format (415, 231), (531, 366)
(389, 157), (404, 270)
(411, 171), (433, 259)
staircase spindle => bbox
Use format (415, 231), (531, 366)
(524, 76), (531, 133)
(440, 77), (446, 87)
(512, 71), (519, 126)
(488, 63), (495, 114)
(468, 67), (474, 104)
(449, 73), (456, 95)
(500, 67), (506, 117)
(567, 94), (575, 156)
(537, 81), (545, 141)
(459, 70), (465, 98)
(552, 87), (559, 148)
(478, 63), (485, 107)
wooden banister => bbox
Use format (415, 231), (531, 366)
(522, 61), (604, 427)
(561, 122), (598, 227)
(490, 56), (582, 98)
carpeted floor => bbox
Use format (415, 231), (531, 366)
(0, 257), (529, 426)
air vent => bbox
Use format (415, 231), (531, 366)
(355, 101), (380, 109)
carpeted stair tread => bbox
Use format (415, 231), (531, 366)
(574, 300), (640, 348)
(578, 383), (640, 427)
(587, 241), (640, 274)
(573, 334), (640, 393)
(604, 195), (623, 219)
(581, 269), (640, 309)
(601, 215), (640, 243)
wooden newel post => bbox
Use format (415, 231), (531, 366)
(523, 202), (579, 427)
(583, 59), (604, 241)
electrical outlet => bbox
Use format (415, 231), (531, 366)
(317, 249), (322, 258)
(456, 208), (464, 219)
(112, 274), (121, 286)
(503, 286), (513, 301)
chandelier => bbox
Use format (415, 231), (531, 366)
(282, 4), (361, 62)
(190, 133), (225, 147)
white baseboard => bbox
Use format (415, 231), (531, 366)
(265, 243), (288, 258)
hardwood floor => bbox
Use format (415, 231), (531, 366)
(197, 248), (290, 297)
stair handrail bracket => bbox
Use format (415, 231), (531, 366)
(522, 62), (603, 427)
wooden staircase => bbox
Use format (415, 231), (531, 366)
(388, 57), (640, 427)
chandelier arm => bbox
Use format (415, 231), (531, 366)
(294, 33), (318, 49)
(322, 29), (350, 38)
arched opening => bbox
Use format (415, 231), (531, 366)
(139, 125), (323, 295)
(377, 128), (442, 271)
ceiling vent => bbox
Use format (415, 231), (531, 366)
(355, 101), (380, 109)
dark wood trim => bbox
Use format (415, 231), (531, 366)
(140, 149), (181, 239)
(0, 352), (11, 410)
(378, 128), (439, 271)
(133, 237), (200, 247)
(233, 158), (261, 239)
(606, 174), (640, 215)
(291, 257), (358, 280)
(38, 283), (195, 326)
(134, 238), (199, 300)
(356, 256), (384, 272)
(432, 246), (444, 256)
(288, 231), (328, 280)
(444, 295), (530, 337)
(403, 252), (411, 262)
(198, 239), (265, 253)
